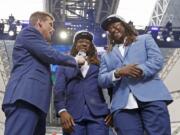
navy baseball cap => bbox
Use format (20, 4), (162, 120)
(101, 14), (126, 31)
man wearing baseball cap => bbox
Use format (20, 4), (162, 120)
(54, 30), (111, 135)
(98, 14), (173, 135)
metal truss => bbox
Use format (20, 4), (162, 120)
(0, 40), (11, 86)
(0, 59), (6, 88)
(95, 0), (120, 23)
(46, 0), (119, 25)
(171, 90), (180, 100)
(160, 48), (180, 80)
(47, 0), (97, 24)
(149, 0), (171, 26)
(149, 0), (180, 84)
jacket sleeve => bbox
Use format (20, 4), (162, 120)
(54, 66), (67, 115)
(137, 34), (164, 79)
(98, 54), (116, 88)
(19, 28), (77, 67)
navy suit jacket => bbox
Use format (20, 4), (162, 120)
(54, 64), (109, 120)
(2, 26), (77, 113)
(98, 34), (173, 113)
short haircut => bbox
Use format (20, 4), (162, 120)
(29, 11), (54, 26)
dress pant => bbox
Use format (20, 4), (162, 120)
(4, 101), (46, 135)
(113, 101), (171, 135)
(63, 105), (109, 135)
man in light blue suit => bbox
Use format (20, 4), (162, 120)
(98, 14), (173, 135)
(2, 11), (85, 135)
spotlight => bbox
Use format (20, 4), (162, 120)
(8, 23), (17, 36)
(166, 37), (172, 42)
(157, 35), (161, 40)
(165, 31), (174, 42)
(8, 30), (14, 36)
(156, 31), (163, 40)
(59, 31), (68, 40)
(102, 33), (106, 38)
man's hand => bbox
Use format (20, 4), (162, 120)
(114, 64), (143, 78)
(75, 55), (86, 66)
(59, 111), (75, 133)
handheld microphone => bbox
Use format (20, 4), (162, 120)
(77, 50), (86, 57)
(77, 50), (86, 67)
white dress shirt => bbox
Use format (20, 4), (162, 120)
(80, 61), (89, 78)
(112, 44), (138, 109)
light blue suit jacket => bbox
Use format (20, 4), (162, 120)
(98, 34), (173, 113)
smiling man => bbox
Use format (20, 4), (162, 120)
(98, 14), (173, 135)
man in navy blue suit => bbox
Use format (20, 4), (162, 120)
(2, 11), (85, 135)
(54, 31), (112, 135)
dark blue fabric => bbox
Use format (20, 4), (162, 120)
(2, 26), (77, 113)
(54, 64), (109, 120)
(113, 101), (171, 135)
(63, 118), (109, 135)
(54, 64), (110, 135)
(2, 25), (77, 135)
(4, 101), (46, 135)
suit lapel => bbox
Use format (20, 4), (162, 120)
(76, 68), (83, 79)
(85, 64), (97, 78)
(123, 45), (129, 59)
(123, 42), (135, 59)
(85, 64), (92, 78)
(113, 45), (124, 62)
